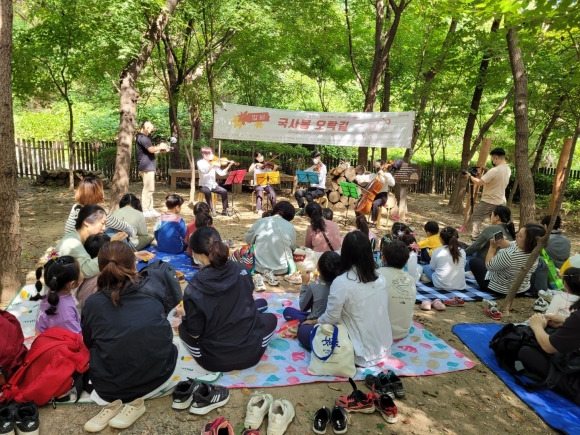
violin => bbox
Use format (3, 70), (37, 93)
(211, 156), (239, 167)
(262, 154), (281, 170)
(313, 162), (322, 173)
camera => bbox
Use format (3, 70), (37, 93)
(461, 167), (479, 177)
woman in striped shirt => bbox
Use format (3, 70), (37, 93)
(469, 223), (545, 295)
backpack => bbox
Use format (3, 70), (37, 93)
(139, 260), (183, 314)
(0, 310), (27, 386)
(0, 327), (89, 406)
(489, 323), (540, 374)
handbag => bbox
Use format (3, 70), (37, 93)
(308, 324), (356, 378)
(230, 245), (256, 274)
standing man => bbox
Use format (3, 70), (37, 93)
(295, 151), (327, 216)
(135, 121), (170, 218)
(197, 147), (234, 217)
(465, 147), (511, 240)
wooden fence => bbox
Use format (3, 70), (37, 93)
(13, 139), (579, 194)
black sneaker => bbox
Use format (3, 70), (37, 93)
(331, 406), (348, 434)
(365, 372), (395, 399)
(385, 370), (406, 398)
(172, 378), (202, 410)
(0, 404), (15, 435)
(189, 383), (230, 415)
(312, 406), (331, 434)
(14, 402), (39, 435)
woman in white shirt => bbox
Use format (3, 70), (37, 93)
(303, 231), (392, 367)
(423, 227), (466, 290)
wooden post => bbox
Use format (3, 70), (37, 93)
(548, 138), (572, 214)
(463, 138), (492, 228)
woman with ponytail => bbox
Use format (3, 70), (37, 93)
(305, 202), (341, 252)
(81, 241), (178, 404)
(423, 226), (466, 291)
(179, 227), (278, 372)
(465, 205), (516, 262)
(33, 256), (83, 334)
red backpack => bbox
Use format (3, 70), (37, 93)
(0, 327), (89, 406)
(0, 310), (27, 386)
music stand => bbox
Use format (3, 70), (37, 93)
(339, 181), (359, 227)
(256, 171), (280, 212)
(296, 170), (319, 185)
(225, 169), (247, 221)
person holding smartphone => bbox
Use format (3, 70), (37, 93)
(465, 205), (516, 265)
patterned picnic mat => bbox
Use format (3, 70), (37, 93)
(415, 279), (498, 303)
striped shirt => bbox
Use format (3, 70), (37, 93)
(486, 241), (537, 294)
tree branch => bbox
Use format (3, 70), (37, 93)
(344, 0), (365, 93)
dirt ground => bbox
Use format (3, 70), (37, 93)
(10, 178), (580, 435)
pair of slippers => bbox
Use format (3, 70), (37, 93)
(421, 299), (445, 311)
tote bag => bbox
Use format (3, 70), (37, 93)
(308, 324), (356, 378)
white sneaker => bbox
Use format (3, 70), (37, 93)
(253, 274), (266, 292)
(267, 399), (295, 435)
(143, 209), (161, 218)
(538, 289), (556, 303)
(534, 297), (549, 313)
(262, 269), (280, 286)
(419, 274), (432, 283)
(257, 209), (263, 216)
(84, 400), (123, 432)
(109, 398), (146, 429)
(244, 392), (273, 430)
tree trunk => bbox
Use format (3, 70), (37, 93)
(0, 0), (21, 303)
(507, 27), (535, 226)
(66, 97), (75, 190)
(448, 18), (500, 211)
(380, 55), (391, 162)
(530, 94), (565, 173)
(110, 0), (182, 209)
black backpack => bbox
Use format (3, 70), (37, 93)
(139, 260), (183, 314)
(489, 323), (541, 374)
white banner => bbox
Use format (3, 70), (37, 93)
(214, 103), (415, 148)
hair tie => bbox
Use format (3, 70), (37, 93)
(45, 247), (59, 260)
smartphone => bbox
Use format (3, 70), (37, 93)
(493, 231), (504, 242)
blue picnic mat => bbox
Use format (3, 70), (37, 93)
(452, 323), (580, 435)
(415, 279), (497, 303)
(137, 245), (198, 282)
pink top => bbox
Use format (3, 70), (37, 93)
(305, 220), (342, 252)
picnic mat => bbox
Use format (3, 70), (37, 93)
(452, 323), (580, 435)
(415, 279), (497, 303)
(137, 245), (198, 282)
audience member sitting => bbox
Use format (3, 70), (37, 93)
(303, 231), (392, 367)
(110, 193), (153, 250)
(185, 202), (211, 256)
(379, 240), (416, 340)
(322, 208), (333, 221)
(541, 215), (571, 269)
(423, 227), (466, 291)
(282, 251), (340, 349)
(64, 177), (134, 238)
(561, 254), (580, 275)
(398, 233), (422, 283)
(465, 205), (515, 263)
(84, 233), (111, 259)
(154, 194), (187, 254)
(521, 268), (580, 404)
(305, 202), (341, 252)
(417, 221), (442, 264)
(469, 223), (545, 295)
(349, 215), (379, 251)
(245, 201), (297, 275)
(82, 241), (178, 404)
(31, 256), (83, 335)
(179, 227), (277, 372)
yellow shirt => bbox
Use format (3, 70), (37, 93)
(417, 234), (442, 257)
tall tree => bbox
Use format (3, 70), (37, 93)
(110, 0), (182, 208)
(0, 0), (21, 303)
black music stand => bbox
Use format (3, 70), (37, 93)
(339, 181), (359, 227)
(256, 171), (280, 212)
(225, 169), (246, 221)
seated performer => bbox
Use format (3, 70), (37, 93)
(295, 151), (327, 216)
(197, 147), (235, 217)
(370, 159), (396, 227)
(249, 151), (278, 216)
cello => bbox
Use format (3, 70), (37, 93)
(354, 177), (383, 216)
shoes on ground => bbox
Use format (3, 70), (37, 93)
(225, 238), (236, 249)
(295, 209), (305, 216)
(212, 209), (217, 217)
(482, 299), (498, 310)
(330, 405), (348, 434)
(375, 394), (398, 424)
(484, 306), (502, 320)
(262, 269), (280, 286)
(335, 378), (375, 414)
(534, 297), (549, 313)
(172, 378), (201, 410)
(443, 296), (465, 307)
(84, 399), (123, 432)
(257, 210), (263, 216)
(201, 416), (234, 435)
(384, 370), (405, 398)
(189, 383), (230, 415)
(267, 399), (294, 435)
(244, 392), (273, 430)
(2, 402), (40, 435)
(419, 274), (431, 283)
(364, 372), (395, 399)
(420, 299), (432, 311)
(143, 209), (161, 218)
(312, 406), (331, 434)
(109, 398), (146, 429)
(538, 289), (556, 303)
(0, 404), (15, 435)
(284, 272), (302, 285)
(253, 274), (267, 292)
(431, 299), (446, 311)
(221, 209), (232, 216)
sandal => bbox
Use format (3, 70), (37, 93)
(484, 306), (502, 320)
(443, 296), (465, 307)
(420, 300), (432, 311)
(432, 299), (446, 311)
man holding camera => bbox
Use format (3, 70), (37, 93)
(465, 147), (511, 240)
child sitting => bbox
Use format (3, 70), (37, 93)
(399, 233), (422, 284)
(110, 193), (154, 250)
(379, 240), (416, 339)
(154, 194), (187, 254)
(185, 202), (211, 256)
(418, 221), (442, 264)
(31, 256), (83, 335)
(322, 208), (333, 221)
(423, 226), (466, 291)
(282, 251), (340, 350)
(84, 233), (111, 259)
(354, 215), (380, 251)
